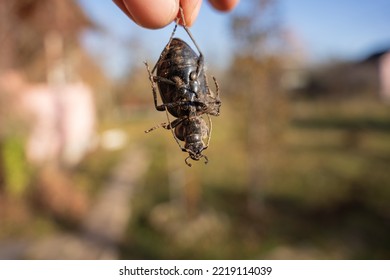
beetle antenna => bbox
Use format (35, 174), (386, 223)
(164, 107), (184, 150)
(205, 114), (212, 148)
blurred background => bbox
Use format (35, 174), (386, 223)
(1, 0), (390, 259)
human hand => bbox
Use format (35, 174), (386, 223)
(113, 0), (239, 29)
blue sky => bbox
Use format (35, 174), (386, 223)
(282, 0), (390, 60)
(77, 0), (390, 79)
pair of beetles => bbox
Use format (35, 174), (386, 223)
(145, 13), (221, 167)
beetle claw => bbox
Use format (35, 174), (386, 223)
(185, 156), (192, 167)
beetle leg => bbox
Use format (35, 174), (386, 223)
(183, 25), (204, 78)
(195, 54), (204, 78)
(184, 26), (202, 56)
(145, 61), (166, 112)
(145, 64), (186, 112)
(184, 156), (192, 167)
(145, 123), (166, 133)
(162, 117), (183, 130)
(151, 75), (183, 110)
(184, 154), (207, 167)
(182, 26), (204, 77)
(153, 76), (176, 86)
(163, 101), (191, 111)
(151, 20), (179, 73)
(150, 75), (197, 113)
(177, 6), (204, 78)
(203, 154), (209, 165)
(184, 29), (204, 78)
(164, 108), (185, 151)
(212, 76), (220, 99)
(145, 117), (183, 133)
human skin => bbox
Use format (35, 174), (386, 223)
(112, 0), (239, 29)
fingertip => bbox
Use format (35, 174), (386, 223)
(178, 0), (202, 27)
(121, 0), (179, 29)
(208, 0), (239, 12)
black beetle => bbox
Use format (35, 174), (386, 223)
(144, 24), (221, 118)
(144, 11), (219, 166)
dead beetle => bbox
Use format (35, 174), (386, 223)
(144, 10), (219, 166)
(144, 21), (221, 118)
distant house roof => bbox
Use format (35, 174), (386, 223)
(363, 47), (390, 63)
(13, 0), (96, 37)
(0, 0), (98, 78)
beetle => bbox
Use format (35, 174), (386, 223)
(144, 22), (221, 119)
(144, 10), (219, 166)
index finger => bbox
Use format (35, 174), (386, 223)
(114, 0), (180, 29)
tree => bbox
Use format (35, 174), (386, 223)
(226, 0), (288, 214)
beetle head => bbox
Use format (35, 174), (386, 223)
(184, 149), (208, 167)
(183, 135), (208, 167)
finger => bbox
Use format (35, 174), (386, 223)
(112, 0), (134, 21)
(119, 0), (180, 29)
(178, 0), (202, 27)
(208, 0), (239, 11)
